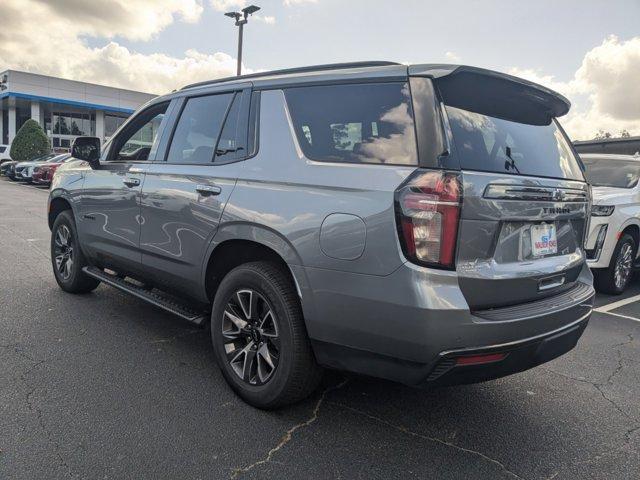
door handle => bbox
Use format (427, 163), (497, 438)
(196, 184), (222, 196)
(123, 177), (141, 187)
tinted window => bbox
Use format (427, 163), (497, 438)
(446, 106), (583, 180)
(247, 91), (260, 157)
(285, 83), (417, 165)
(167, 93), (233, 164)
(0, 146), (5, 153)
(215, 93), (243, 162)
(111, 102), (169, 161)
(583, 158), (640, 188)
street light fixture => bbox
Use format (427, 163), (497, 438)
(225, 5), (261, 76)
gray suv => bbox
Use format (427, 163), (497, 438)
(48, 62), (594, 408)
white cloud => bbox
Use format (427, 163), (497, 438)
(0, 0), (249, 94)
(445, 51), (461, 62)
(253, 14), (276, 24)
(509, 36), (640, 140)
(210, 0), (247, 12)
(283, 0), (317, 6)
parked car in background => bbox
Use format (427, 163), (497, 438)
(14, 153), (60, 182)
(0, 144), (11, 164)
(2, 161), (18, 179)
(32, 154), (72, 186)
(0, 160), (17, 177)
(48, 62), (594, 408)
(583, 153), (640, 294)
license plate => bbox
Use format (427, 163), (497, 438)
(531, 223), (557, 256)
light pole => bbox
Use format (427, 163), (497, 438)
(225, 5), (261, 76)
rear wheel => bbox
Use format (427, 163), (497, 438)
(211, 261), (323, 409)
(594, 233), (636, 295)
(51, 210), (100, 294)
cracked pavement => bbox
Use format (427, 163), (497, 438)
(1, 179), (639, 479)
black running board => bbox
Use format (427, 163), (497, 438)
(83, 266), (208, 325)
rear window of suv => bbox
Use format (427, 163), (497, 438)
(285, 83), (417, 165)
(445, 105), (584, 181)
(583, 158), (640, 188)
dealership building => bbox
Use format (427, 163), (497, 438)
(0, 70), (156, 149)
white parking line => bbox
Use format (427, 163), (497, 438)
(594, 293), (640, 323)
(594, 293), (640, 312)
(598, 311), (640, 323)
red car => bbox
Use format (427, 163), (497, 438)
(32, 154), (71, 186)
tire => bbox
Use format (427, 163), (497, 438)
(594, 233), (636, 295)
(211, 261), (323, 409)
(50, 210), (100, 294)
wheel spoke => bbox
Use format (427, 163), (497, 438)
(242, 347), (257, 383)
(66, 257), (73, 276)
(258, 343), (275, 369)
(259, 309), (278, 337)
(236, 290), (253, 320)
(224, 309), (247, 331)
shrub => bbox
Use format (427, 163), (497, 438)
(9, 119), (51, 161)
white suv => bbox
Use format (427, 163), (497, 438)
(0, 144), (11, 164)
(583, 153), (640, 293)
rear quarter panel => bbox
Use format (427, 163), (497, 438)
(214, 89), (415, 276)
(211, 89), (416, 340)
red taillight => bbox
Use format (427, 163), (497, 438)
(455, 352), (507, 366)
(395, 169), (461, 269)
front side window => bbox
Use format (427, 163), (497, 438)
(285, 83), (417, 165)
(166, 93), (234, 164)
(110, 102), (169, 161)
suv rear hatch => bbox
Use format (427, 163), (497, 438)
(410, 66), (589, 310)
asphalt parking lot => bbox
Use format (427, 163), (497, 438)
(0, 178), (639, 480)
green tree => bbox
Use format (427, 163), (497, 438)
(9, 119), (51, 161)
(594, 129), (612, 140)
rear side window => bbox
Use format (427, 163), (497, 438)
(445, 106), (584, 180)
(167, 93), (233, 164)
(0, 146), (5, 153)
(285, 83), (417, 165)
(215, 93), (244, 162)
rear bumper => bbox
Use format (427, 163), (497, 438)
(421, 313), (589, 386)
(300, 261), (594, 386)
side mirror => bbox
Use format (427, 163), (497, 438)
(71, 136), (101, 167)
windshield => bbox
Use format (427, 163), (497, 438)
(445, 106), (584, 181)
(583, 158), (640, 188)
(30, 153), (56, 162)
(47, 155), (69, 163)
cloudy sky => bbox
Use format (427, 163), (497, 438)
(1, 0), (638, 140)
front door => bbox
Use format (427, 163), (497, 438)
(78, 102), (170, 275)
(139, 89), (249, 299)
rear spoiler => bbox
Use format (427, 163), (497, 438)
(409, 64), (570, 126)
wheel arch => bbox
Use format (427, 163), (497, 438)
(621, 222), (640, 253)
(202, 223), (304, 304)
(48, 195), (74, 230)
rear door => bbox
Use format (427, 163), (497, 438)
(138, 88), (250, 298)
(436, 81), (589, 310)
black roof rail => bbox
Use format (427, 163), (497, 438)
(180, 61), (402, 91)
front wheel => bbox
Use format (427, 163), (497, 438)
(594, 233), (636, 295)
(51, 210), (100, 294)
(211, 261), (323, 409)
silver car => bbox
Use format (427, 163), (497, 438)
(47, 62), (594, 408)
